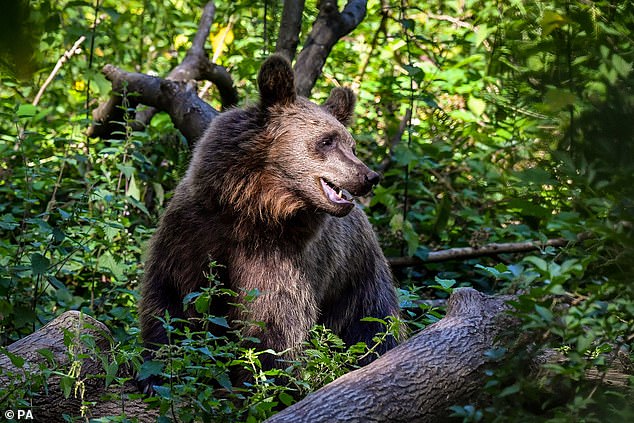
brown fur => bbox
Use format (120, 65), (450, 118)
(138, 55), (399, 390)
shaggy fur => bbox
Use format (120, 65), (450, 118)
(138, 55), (399, 389)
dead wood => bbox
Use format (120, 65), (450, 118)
(0, 289), (514, 422)
(0, 311), (156, 421)
(388, 237), (575, 268)
(265, 288), (516, 423)
(94, 64), (218, 143)
(88, 1), (236, 140)
(1, 288), (628, 421)
(89, 0), (367, 143)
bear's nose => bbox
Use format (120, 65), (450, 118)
(365, 170), (381, 187)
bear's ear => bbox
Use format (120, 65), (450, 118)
(322, 87), (356, 126)
(257, 54), (296, 108)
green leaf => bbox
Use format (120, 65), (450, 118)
(392, 144), (418, 167)
(434, 276), (456, 291)
(0, 214), (18, 230)
(127, 196), (150, 216)
(524, 256), (549, 273)
(126, 174), (141, 201)
(153, 384), (171, 399)
(534, 304), (553, 322)
(467, 96), (486, 116)
(17, 104), (37, 118)
(105, 360), (119, 387)
(499, 383), (521, 397)
(279, 391), (295, 407)
(543, 88), (576, 112)
(98, 252), (125, 281)
(207, 316), (229, 328)
(215, 371), (233, 391)
(611, 54), (632, 78)
(153, 182), (165, 206)
(183, 291), (201, 305)
(138, 360), (164, 380)
(31, 253), (50, 276)
(115, 164), (134, 179)
(37, 348), (55, 364)
(576, 333), (594, 353)
(194, 293), (210, 314)
(541, 10), (569, 36)
(474, 24), (490, 47)
(2, 349), (25, 367)
(47, 276), (66, 290)
(60, 375), (75, 398)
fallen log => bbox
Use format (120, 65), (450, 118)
(0, 288), (517, 422)
(265, 288), (516, 423)
(0, 311), (156, 422)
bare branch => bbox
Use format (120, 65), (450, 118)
(89, 1), (237, 139)
(33, 36), (86, 106)
(276, 0), (306, 61)
(388, 237), (578, 268)
(99, 65), (218, 143)
(354, 0), (390, 87)
(294, 0), (368, 96)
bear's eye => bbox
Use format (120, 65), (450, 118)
(318, 135), (336, 150)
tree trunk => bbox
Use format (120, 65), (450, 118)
(1, 288), (517, 422)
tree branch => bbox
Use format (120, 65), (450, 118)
(98, 65), (218, 143)
(388, 237), (576, 268)
(33, 36), (86, 106)
(88, 1), (236, 140)
(294, 0), (368, 97)
(276, 0), (306, 62)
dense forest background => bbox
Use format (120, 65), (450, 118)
(0, 0), (633, 421)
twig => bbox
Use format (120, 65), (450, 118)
(198, 16), (237, 99)
(32, 36), (86, 106)
(388, 236), (588, 267)
(426, 13), (491, 50)
(354, 0), (390, 88)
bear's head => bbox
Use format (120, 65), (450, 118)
(255, 54), (380, 218)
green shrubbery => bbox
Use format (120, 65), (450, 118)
(1, 0), (632, 421)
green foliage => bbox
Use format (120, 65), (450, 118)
(0, 0), (632, 421)
(134, 277), (401, 422)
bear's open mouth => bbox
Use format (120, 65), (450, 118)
(320, 178), (353, 205)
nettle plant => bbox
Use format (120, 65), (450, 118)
(137, 265), (403, 423)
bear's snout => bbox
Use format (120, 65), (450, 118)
(348, 167), (380, 196)
(365, 170), (380, 187)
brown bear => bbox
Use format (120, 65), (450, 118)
(138, 54), (399, 392)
